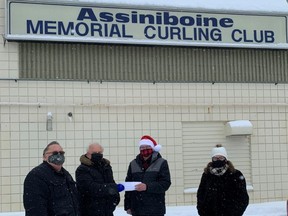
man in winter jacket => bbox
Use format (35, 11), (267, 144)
(76, 143), (120, 216)
(197, 144), (249, 216)
(23, 141), (80, 216)
(124, 135), (171, 216)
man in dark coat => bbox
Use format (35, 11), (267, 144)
(124, 135), (171, 216)
(23, 141), (80, 216)
(197, 144), (249, 216)
(76, 143), (120, 216)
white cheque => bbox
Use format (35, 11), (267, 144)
(119, 182), (141, 191)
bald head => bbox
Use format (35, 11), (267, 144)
(86, 143), (104, 159)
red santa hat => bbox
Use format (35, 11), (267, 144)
(139, 135), (161, 152)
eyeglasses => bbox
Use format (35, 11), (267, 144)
(45, 151), (65, 155)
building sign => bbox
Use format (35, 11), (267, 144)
(5, 0), (288, 49)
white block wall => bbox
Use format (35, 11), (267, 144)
(1, 1), (288, 212)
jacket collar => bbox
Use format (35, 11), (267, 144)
(79, 154), (110, 166)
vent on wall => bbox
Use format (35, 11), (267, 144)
(225, 120), (253, 136)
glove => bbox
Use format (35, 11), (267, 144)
(117, 184), (125, 192)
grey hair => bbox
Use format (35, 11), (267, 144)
(43, 141), (60, 155)
(87, 142), (104, 152)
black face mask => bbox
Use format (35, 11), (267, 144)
(48, 154), (65, 165)
(212, 160), (227, 168)
(91, 153), (103, 163)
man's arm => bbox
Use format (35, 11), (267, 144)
(23, 172), (49, 216)
(145, 160), (171, 193)
(124, 163), (133, 212)
(76, 166), (118, 198)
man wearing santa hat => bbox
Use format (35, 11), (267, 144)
(124, 135), (171, 216)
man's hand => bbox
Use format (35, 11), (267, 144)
(126, 209), (132, 215)
(135, 183), (147, 191)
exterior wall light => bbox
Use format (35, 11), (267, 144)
(46, 112), (53, 131)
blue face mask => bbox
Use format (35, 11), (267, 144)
(48, 153), (65, 165)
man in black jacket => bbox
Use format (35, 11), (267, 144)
(23, 141), (80, 216)
(124, 135), (171, 216)
(76, 143), (120, 216)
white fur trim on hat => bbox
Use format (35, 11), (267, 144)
(139, 139), (154, 149)
(153, 144), (161, 152)
(139, 135), (162, 152)
(211, 146), (228, 159)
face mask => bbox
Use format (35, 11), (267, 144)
(91, 153), (103, 163)
(48, 153), (65, 165)
(140, 149), (153, 158)
(212, 160), (227, 168)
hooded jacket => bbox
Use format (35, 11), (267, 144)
(124, 152), (171, 216)
(197, 161), (249, 216)
(76, 155), (120, 216)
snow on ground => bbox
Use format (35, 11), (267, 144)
(0, 201), (286, 216)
